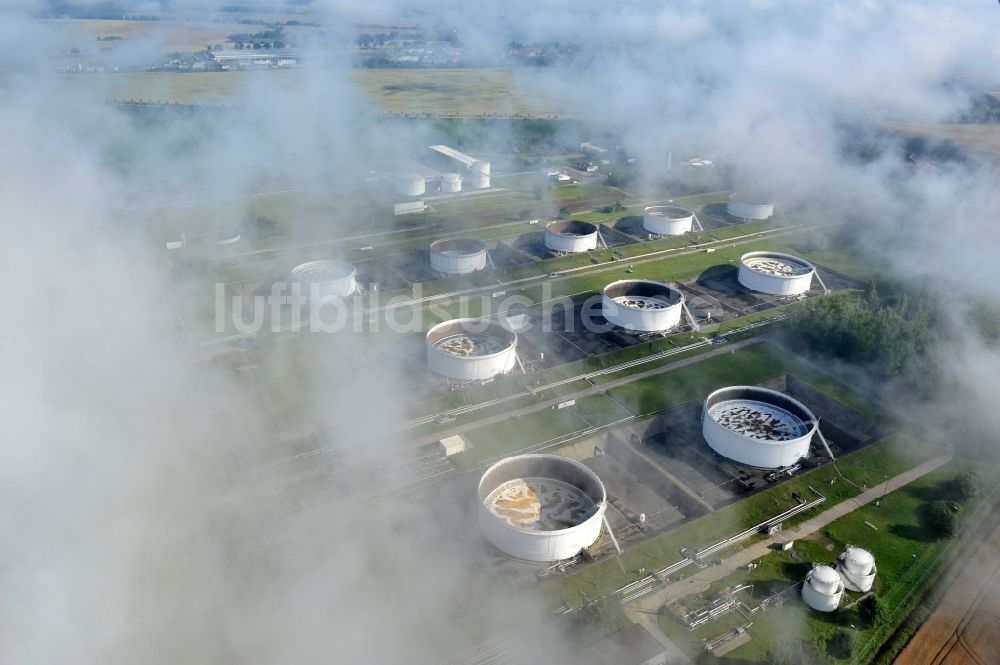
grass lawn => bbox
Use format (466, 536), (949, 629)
(658, 461), (996, 664)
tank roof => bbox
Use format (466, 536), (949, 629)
(812, 565), (840, 585)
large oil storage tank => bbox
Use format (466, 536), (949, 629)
(289, 260), (357, 303)
(545, 220), (599, 253)
(727, 192), (775, 220)
(441, 173), (463, 193)
(738, 251), (816, 296)
(802, 564), (844, 612)
(430, 239), (488, 275)
(398, 173), (426, 197)
(470, 161), (491, 189)
(478, 454), (607, 562)
(643, 205), (695, 236)
(837, 545), (877, 592)
(702, 386), (817, 469)
(602, 280), (684, 332)
(426, 318), (517, 381)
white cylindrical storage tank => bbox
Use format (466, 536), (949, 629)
(429, 239), (488, 275)
(545, 220), (598, 253)
(204, 227), (242, 246)
(802, 565), (844, 612)
(738, 251), (816, 296)
(702, 386), (817, 469)
(441, 173), (462, 193)
(727, 192), (775, 220)
(426, 318), (517, 381)
(469, 171), (490, 189)
(602, 280), (684, 332)
(399, 173), (426, 197)
(290, 260), (357, 303)
(643, 205), (694, 236)
(478, 454), (607, 562)
(837, 546), (877, 592)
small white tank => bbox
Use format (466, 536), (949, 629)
(441, 173), (462, 193)
(801, 564), (844, 612)
(837, 545), (877, 592)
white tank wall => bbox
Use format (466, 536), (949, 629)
(400, 175), (426, 197)
(478, 455), (607, 562)
(643, 206), (694, 235)
(469, 172), (490, 189)
(545, 224), (598, 253)
(430, 250), (487, 274)
(441, 173), (462, 193)
(701, 387), (816, 469)
(727, 197), (774, 220)
(290, 261), (357, 302)
(426, 319), (517, 381)
(601, 281), (685, 332)
(737, 253), (815, 296)
(802, 567), (844, 612)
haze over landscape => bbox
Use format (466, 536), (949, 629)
(2, 2), (1000, 664)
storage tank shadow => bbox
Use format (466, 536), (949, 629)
(702, 386), (817, 469)
(477, 454), (607, 562)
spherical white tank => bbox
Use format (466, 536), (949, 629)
(727, 192), (774, 220)
(602, 280), (684, 332)
(738, 251), (816, 296)
(643, 205), (694, 236)
(545, 220), (598, 253)
(426, 318), (517, 381)
(702, 386), (817, 469)
(837, 546), (877, 592)
(801, 565), (844, 612)
(290, 260), (357, 303)
(478, 454), (607, 562)
(430, 239), (488, 275)
(441, 173), (462, 193)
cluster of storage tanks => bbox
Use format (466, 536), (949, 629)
(801, 545), (877, 611)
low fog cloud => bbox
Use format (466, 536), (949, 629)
(1, 1), (999, 663)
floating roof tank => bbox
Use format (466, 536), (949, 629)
(289, 260), (357, 303)
(727, 192), (774, 220)
(738, 251), (816, 296)
(544, 220), (598, 253)
(802, 564), (844, 612)
(478, 454), (607, 562)
(602, 280), (685, 332)
(702, 386), (817, 469)
(837, 545), (877, 592)
(426, 318), (517, 381)
(430, 239), (488, 275)
(643, 205), (695, 236)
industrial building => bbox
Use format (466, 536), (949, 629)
(427, 145), (490, 188)
(738, 251), (816, 296)
(601, 280), (685, 332)
(478, 454), (607, 562)
(429, 239), (488, 274)
(702, 386), (817, 469)
(642, 205), (697, 236)
(837, 545), (877, 592)
(544, 220), (599, 253)
(289, 260), (357, 303)
(426, 318), (518, 381)
(727, 192), (775, 220)
(801, 564), (844, 612)
(209, 49), (299, 69)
